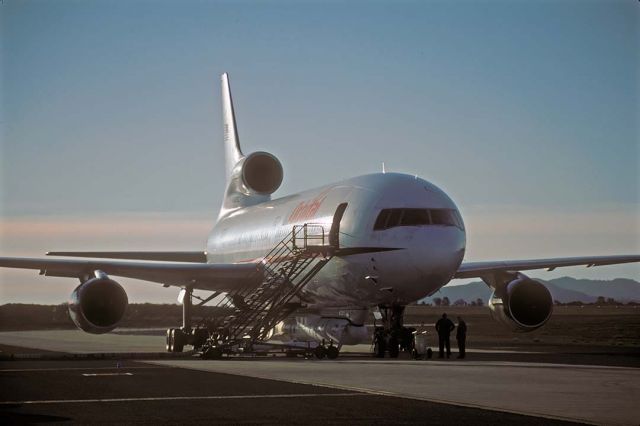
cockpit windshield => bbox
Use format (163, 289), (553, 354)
(373, 208), (464, 231)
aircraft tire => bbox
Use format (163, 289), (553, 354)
(314, 346), (326, 359)
(172, 329), (185, 353)
(388, 337), (400, 358)
(374, 338), (386, 358)
(192, 328), (209, 350)
(202, 346), (223, 360)
(326, 345), (339, 360)
(166, 328), (174, 352)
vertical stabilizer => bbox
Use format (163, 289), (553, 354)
(221, 73), (243, 180)
(217, 74), (283, 218)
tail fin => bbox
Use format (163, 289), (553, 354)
(221, 73), (243, 180)
(217, 74), (282, 218)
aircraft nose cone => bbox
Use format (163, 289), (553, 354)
(408, 228), (466, 287)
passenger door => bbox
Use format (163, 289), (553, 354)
(329, 203), (348, 248)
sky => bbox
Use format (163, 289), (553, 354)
(1, 0), (638, 303)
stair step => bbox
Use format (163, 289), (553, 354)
(200, 224), (334, 345)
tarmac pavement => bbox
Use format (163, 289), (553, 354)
(1, 330), (638, 425)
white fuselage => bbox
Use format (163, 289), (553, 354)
(206, 172), (466, 310)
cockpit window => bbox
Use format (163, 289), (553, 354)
(387, 209), (403, 228)
(373, 208), (464, 231)
(452, 210), (465, 229)
(373, 209), (391, 230)
(400, 209), (431, 226)
(430, 209), (457, 227)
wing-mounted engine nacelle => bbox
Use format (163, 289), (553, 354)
(235, 151), (283, 196)
(68, 271), (128, 334)
(486, 272), (553, 332)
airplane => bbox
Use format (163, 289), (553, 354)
(1, 73), (638, 359)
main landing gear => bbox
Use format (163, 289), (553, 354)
(165, 286), (208, 354)
(373, 305), (415, 358)
(166, 327), (208, 353)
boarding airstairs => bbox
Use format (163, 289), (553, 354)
(197, 224), (334, 358)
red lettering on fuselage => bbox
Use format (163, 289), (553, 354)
(287, 189), (331, 224)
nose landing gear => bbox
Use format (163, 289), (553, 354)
(373, 305), (415, 358)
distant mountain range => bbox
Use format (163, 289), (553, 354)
(420, 277), (640, 304)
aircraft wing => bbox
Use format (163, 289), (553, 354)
(454, 255), (640, 279)
(0, 257), (264, 291)
(46, 251), (208, 262)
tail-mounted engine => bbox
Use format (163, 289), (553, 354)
(68, 271), (128, 334)
(221, 151), (284, 214)
(234, 151), (283, 196)
(485, 272), (553, 332)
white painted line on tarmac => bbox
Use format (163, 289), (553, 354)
(82, 373), (133, 377)
(0, 366), (163, 373)
(0, 392), (363, 405)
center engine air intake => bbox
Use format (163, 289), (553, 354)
(241, 151), (283, 195)
(68, 274), (128, 334)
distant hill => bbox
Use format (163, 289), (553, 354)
(543, 282), (596, 303)
(550, 277), (640, 302)
(420, 277), (640, 304)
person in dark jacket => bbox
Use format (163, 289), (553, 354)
(435, 313), (455, 358)
(456, 316), (467, 359)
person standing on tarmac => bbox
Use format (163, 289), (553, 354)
(456, 316), (467, 359)
(435, 313), (455, 358)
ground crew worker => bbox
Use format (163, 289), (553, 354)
(456, 316), (467, 359)
(435, 313), (455, 358)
